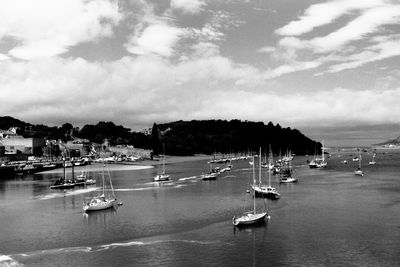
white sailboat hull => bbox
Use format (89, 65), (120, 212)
(83, 197), (117, 212)
(233, 212), (268, 226)
(279, 177), (298, 183)
(354, 170), (364, 176)
(154, 174), (171, 182)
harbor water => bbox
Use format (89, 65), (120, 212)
(0, 151), (399, 266)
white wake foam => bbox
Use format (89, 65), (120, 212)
(33, 187), (100, 200)
(0, 255), (23, 267)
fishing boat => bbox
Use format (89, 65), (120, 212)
(83, 159), (117, 212)
(154, 144), (171, 182)
(252, 148), (280, 200)
(233, 156), (268, 227)
(354, 149), (364, 176)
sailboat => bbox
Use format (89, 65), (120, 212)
(279, 147), (298, 183)
(154, 144), (171, 182)
(369, 152), (377, 165)
(354, 149), (364, 176)
(252, 148), (280, 200)
(309, 141), (327, 168)
(50, 159), (74, 189)
(83, 159), (117, 212)
(233, 156), (268, 226)
(202, 157), (218, 180)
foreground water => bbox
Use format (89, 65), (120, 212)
(0, 151), (399, 266)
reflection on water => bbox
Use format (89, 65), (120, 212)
(83, 207), (118, 226)
(233, 219), (268, 235)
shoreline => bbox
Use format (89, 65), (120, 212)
(37, 155), (211, 174)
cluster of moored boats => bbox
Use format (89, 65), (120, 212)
(233, 146), (301, 227)
(341, 149), (377, 177)
(50, 161), (95, 190)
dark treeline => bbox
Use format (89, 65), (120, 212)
(0, 116), (321, 156)
(150, 120), (321, 156)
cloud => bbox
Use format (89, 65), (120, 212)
(322, 34), (400, 73)
(257, 46), (276, 54)
(269, 0), (400, 76)
(264, 61), (323, 79)
(0, 54), (9, 61)
(308, 4), (400, 53)
(0, 55), (263, 128)
(275, 0), (383, 36)
(125, 23), (187, 57)
(170, 0), (206, 14)
(2, 53), (399, 129)
(0, 0), (122, 60)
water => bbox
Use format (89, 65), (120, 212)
(0, 152), (399, 266)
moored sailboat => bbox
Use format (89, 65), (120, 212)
(369, 152), (377, 165)
(252, 148), (280, 200)
(233, 156), (268, 226)
(83, 160), (117, 212)
(154, 144), (171, 182)
(50, 159), (74, 189)
(354, 149), (364, 176)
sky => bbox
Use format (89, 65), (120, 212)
(1, 0), (400, 145)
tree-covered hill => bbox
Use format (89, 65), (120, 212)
(150, 120), (321, 156)
(0, 117), (321, 156)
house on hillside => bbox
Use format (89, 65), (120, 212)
(0, 127), (45, 159)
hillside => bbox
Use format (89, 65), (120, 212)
(150, 120), (321, 156)
(375, 136), (400, 146)
(0, 117), (321, 156)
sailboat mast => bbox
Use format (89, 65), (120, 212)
(322, 140), (325, 162)
(162, 144), (166, 175)
(253, 156), (256, 215)
(102, 158), (105, 196)
(359, 149), (362, 169)
(268, 145), (271, 187)
(259, 147), (262, 186)
(63, 158), (66, 181)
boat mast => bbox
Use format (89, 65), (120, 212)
(268, 145), (271, 187)
(322, 140), (325, 163)
(63, 157), (66, 181)
(107, 166), (116, 198)
(102, 156), (105, 196)
(359, 149), (362, 170)
(253, 156), (256, 215)
(162, 143), (166, 175)
(259, 147), (262, 186)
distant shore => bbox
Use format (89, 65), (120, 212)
(38, 155), (211, 174)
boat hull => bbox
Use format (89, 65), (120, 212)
(154, 174), (171, 182)
(83, 199), (117, 212)
(252, 185), (280, 200)
(202, 173), (218, 180)
(279, 177), (298, 183)
(50, 183), (75, 189)
(233, 212), (268, 226)
(354, 170), (364, 176)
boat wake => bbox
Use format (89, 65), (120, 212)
(113, 184), (188, 192)
(10, 239), (228, 259)
(32, 187), (100, 200)
(0, 254), (23, 267)
(178, 176), (200, 181)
